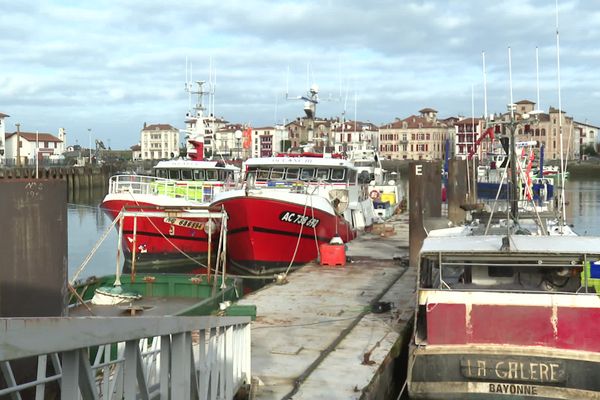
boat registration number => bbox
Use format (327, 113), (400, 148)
(163, 217), (205, 231)
(279, 211), (320, 228)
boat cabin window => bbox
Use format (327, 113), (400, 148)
(194, 170), (205, 181)
(316, 168), (329, 180)
(270, 168), (285, 180)
(219, 170), (233, 181)
(419, 254), (584, 293)
(156, 169), (168, 179)
(256, 167), (270, 181)
(205, 170), (218, 181)
(286, 168), (300, 180)
(300, 168), (315, 181)
(181, 169), (193, 180)
(331, 168), (345, 181)
(168, 169), (180, 180)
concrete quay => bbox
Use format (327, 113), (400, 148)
(238, 213), (414, 399)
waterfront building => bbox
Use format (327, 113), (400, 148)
(574, 120), (599, 159)
(330, 120), (379, 154)
(4, 128), (65, 165)
(214, 123), (249, 160)
(506, 100), (576, 161)
(379, 108), (451, 160)
(131, 144), (142, 160)
(140, 123), (179, 160)
(0, 112), (8, 163)
(454, 117), (488, 159)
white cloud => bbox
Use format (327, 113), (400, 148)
(0, 0), (598, 148)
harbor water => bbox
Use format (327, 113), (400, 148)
(67, 178), (600, 283)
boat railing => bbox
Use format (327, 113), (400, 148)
(108, 174), (233, 203)
(0, 316), (251, 399)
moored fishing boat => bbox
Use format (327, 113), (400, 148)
(100, 75), (239, 272)
(407, 234), (600, 399)
(101, 159), (238, 272)
(211, 153), (375, 276)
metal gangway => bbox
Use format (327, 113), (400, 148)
(0, 316), (251, 399)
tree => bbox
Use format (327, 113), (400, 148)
(582, 144), (598, 157)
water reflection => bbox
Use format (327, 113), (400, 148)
(564, 179), (600, 235)
(68, 189), (121, 282)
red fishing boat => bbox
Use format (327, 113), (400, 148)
(101, 75), (242, 272)
(211, 154), (375, 276)
(101, 158), (238, 272)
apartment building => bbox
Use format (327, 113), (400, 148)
(508, 100), (576, 161)
(379, 108), (451, 160)
(330, 120), (379, 154)
(454, 117), (489, 159)
(140, 123), (179, 160)
(574, 120), (599, 159)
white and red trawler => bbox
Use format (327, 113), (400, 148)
(211, 152), (376, 276)
(101, 156), (238, 272)
(101, 76), (242, 272)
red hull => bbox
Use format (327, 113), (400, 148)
(101, 198), (215, 268)
(422, 291), (600, 351)
(213, 195), (356, 274)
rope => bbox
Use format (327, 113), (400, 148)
(69, 210), (121, 285)
(282, 182), (321, 278)
(125, 191), (211, 270)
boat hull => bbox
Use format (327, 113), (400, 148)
(408, 290), (600, 399)
(213, 193), (356, 275)
(409, 346), (600, 399)
(101, 197), (217, 273)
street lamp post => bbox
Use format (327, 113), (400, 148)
(15, 123), (21, 167)
(88, 128), (92, 164)
(234, 130), (243, 160)
(35, 130), (39, 179)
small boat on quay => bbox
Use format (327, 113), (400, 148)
(211, 153), (376, 276)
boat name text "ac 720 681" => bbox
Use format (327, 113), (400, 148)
(163, 217), (205, 231)
(279, 211), (320, 228)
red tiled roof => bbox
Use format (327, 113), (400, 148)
(5, 132), (62, 142)
(516, 99), (535, 104)
(131, 144), (141, 151)
(380, 115), (446, 129)
(419, 107), (438, 113)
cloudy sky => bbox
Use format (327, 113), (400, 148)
(1, 0), (598, 149)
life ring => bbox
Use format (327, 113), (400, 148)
(369, 190), (380, 200)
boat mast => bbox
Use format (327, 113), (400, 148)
(508, 46), (519, 222)
(556, 0), (567, 230)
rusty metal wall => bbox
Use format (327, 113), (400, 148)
(409, 162), (440, 269)
(0, 180), (67, 317)
(448, 159), (468, 224)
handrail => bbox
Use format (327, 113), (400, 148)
(108, 174), (236, 203)
(0, 316), (251, 399)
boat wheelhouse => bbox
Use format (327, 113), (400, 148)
(211, 155), (375, 276)
(101, 159), (239, 272)
(408, 234), (600, 399)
